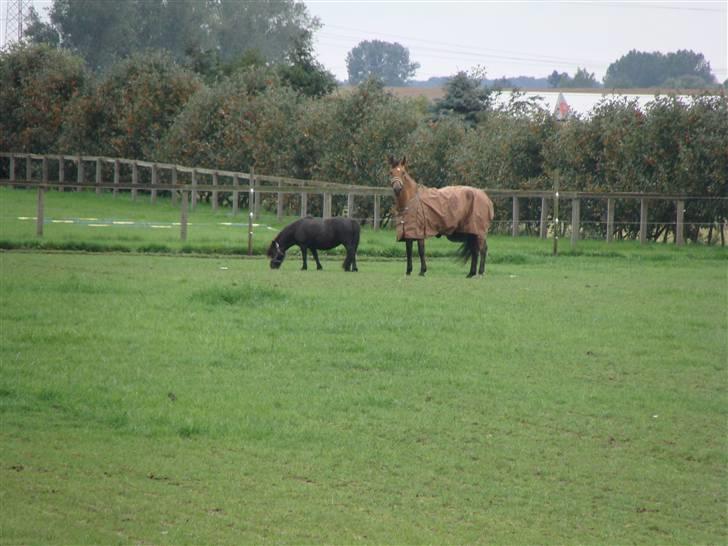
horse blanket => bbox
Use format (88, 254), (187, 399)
(395, 186), (494, 241)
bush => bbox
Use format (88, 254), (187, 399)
(0, 43), (87, 153)
(160, 68), (307, 174)
(58, 50), (201, 159)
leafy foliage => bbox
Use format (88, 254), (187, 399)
(0, 43), (87, 153)
(58, 51), (201, 159)
(346, 40), (419, 85)
(548, 67), (599, 88)
(26, 0), (319, 73)
(432, 70), (494, 124)
(277, 33), (337, 97)
(604, 49), (716, 88)
(159, 68), (306, 175)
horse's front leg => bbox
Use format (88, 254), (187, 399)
(417, 239), (427, 276)
(405, 239), (413, 275)
(300, 245), (308, 270)
(311, 248), (323, 270)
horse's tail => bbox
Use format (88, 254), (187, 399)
(456, 234), (479, 263)
(484, 193), (495, 227)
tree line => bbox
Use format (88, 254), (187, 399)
(21, 0), (724, 90)
(1, 43), (726, 242)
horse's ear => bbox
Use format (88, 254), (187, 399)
(388, 155), (396, 167)
(401, 156), (407, 167)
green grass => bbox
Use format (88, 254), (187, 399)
(1, 251), (727, 544)
(3, 186), (726, 261)
(1, 188), (727, 544)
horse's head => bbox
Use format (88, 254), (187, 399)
(388, 155), (408, 197)
(267, 238), (285, 269)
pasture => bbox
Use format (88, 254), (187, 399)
(1, 189), (727, 544)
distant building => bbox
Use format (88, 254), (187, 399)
(554, 92), (572, 120)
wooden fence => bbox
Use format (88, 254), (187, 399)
(1, 152), (724, 252)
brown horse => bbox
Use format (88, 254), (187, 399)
(388, 156), (494, 277)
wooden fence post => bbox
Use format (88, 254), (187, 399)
(676, 200), (685, 246)
(36, 157), (47, 236)
(42, 156), (48, 188)
(36, 185), (45, 237)
(212, 171), (218, 211)
(232, 174), (239, 216)
(300, 183), (307, 217)
(9, 155), (15, 186)
(113, 159), (119, 197)
(347, 193), (354, 219)
(26, 155), (32, 186)
(76, 156), (83, 192)
(151, 163), (158, 203)
(571, 197), (580, 247)
(171, 167), (178, 206)
(191, 169), (197, 210)
(58, 155), (64, 191)
(552, 177), (560, 256)
(511, 195), (519, 237)
(131, 161), (138, 200)
(640, 198), (648, 245)
(374, 194), (380, 231)
(180, 190), (189, 241)
(606, 198), (615, 243)
(248, 173), (255, 256)
(539, 196), (549, 239)
(277, 181), (283, 220)
(95, 158), (102, 195)
(253, 171), (260, 220)
(323, 192), (332, 219)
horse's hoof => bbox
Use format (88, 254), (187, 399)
(419, 271), (426, 277)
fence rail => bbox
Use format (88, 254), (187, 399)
(1, 152), (725, 251)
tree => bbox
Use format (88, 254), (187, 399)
(548, 68), (598, 88)
(571, 67), (598, 88)
(604, 49), (716, 88)
(23, 6), (59, 47)
(58, 51), (201, 159)
(277, 32), (337, 97)
(26, 0), (319, 73)
(433, 69), (494, 124)
(547, 70), (568, 88)
(0, 43), (87, 153)
(346, 40), (419, 85)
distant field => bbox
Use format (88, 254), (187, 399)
(1, 187), (726, 543)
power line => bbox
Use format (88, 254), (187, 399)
(320, 23), (610, 67)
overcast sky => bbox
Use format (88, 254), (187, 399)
(305, 0), (728, 83)
(14, 0), (728, 84)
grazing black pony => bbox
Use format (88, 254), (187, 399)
(267, 217), (360, 271)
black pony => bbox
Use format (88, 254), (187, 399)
(267, 217), (360, 271)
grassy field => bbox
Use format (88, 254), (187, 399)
(1, 188), (727, 544)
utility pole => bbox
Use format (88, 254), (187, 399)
(3, 0), (25, 46)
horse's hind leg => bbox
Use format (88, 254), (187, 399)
(311, 248), (323, 270)
(466, 235), (478, 278)
(478, 237), (488, 276)
(346, 245), (358, 272)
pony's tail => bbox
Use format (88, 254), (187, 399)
(456, 234), (478, 263)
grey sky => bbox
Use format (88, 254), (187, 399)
(15, 0), (728, 84)
(305, 0), (728, 83)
